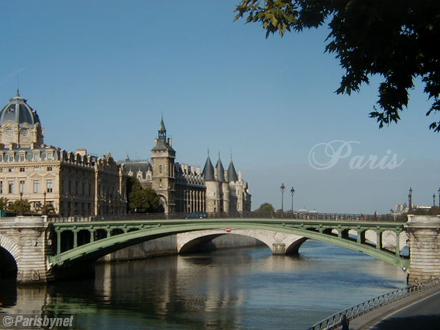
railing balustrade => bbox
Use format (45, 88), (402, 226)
(47, 211), (405, 223)
(307, 278), (440, 330)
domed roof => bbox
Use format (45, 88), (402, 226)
(0, 91), (41, 126)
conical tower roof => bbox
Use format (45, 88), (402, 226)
(202, 156), (216, 181)
(228, 160), (238, 182)
(216, 158), (226, 183)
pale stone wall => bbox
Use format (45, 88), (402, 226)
(205, 181), (220, 213)
(407, 215), (440, 283)
(0, 216), (52, 283)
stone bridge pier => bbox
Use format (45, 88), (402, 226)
(176, 229), (307, 255)
(0, 216), (52, 284)
(407, 215), (440, 283)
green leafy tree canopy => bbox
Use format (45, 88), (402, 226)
(7, 199), (31, 214)
(235, 0), (440, 131)
(256, 202), (275, 212)
(0, 197), (8, 211)
(127, 177), (164, 213)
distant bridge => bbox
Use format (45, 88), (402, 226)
(1, 213), (439, 284)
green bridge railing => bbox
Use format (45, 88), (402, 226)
(48, 211), (405, 223)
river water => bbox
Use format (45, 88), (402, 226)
(0, 240), (406, 330)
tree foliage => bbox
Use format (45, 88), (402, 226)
(256, 202), (275, 212)
(234, 0), (440, 131)
(409, 206), (440, 216)
(127, 177), (164, 213)
(0, 197), (8, 211)
(7, 199), (31, 214)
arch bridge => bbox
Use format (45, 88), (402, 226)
(5, 213), (438, 284)
(49, 217), (408, 268)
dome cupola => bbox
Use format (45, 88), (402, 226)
(0, 90), (41, 126)
(0, 91), (44, 148)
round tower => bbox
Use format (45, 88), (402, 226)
(202, 155), (219, 213)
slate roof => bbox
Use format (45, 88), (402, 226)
(216, 158), (226, 183)
(0, 91), (41, 126)
(202, 156), (216, 181)
(228, 160), (238, 182)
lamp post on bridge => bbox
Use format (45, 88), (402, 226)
(19, 192), (23, 216)
(408, 187), (413, 212)
(290, 187), (295, 213)
(433, 194), (436, 208)
(43, 191), (47, 216)
(280, 183), (285, 212)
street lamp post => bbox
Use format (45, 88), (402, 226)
(408, 187), (413, 212)
(280, 183), (285, 212)
(19, 192), (23, 216)
(290, 187), (295, 213)
(43, 191), (47, 215)
(70, 196), (75, 217)
(433, 194), (436, 208)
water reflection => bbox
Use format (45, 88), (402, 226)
(1, 242), (407, 330)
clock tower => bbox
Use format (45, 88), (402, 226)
(151, 118), (176, 213)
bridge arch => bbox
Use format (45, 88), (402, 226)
(0, 234), (20, 278)
(0, 234), (20, 263)
(177, 229), (308, 255)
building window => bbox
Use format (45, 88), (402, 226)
(0, 181), (3, 194)
(159, 165), (162, 174)
(19, 180), (25, 193)
(33, 180), (40, 193)
(19, 154), (25, 161)
(8, 181), (14, 194)
(47, 180), (53, 193)
(47, 166), (53, 171)
(19, 167), (25, 172)
(8, 168), (14, 172)
(9, 154), (13, 162)
(34, 167), (40, 172)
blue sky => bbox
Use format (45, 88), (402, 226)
(1, 0), (439, 214)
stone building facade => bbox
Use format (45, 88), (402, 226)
(123, 119), (251, 214)
(0, 92), (126, 216)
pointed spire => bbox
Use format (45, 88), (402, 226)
(216, 155), (226, 183)
(202, 155), (216, 181)
(228, 159), (238, 182)
(158, 116), (166, 139)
